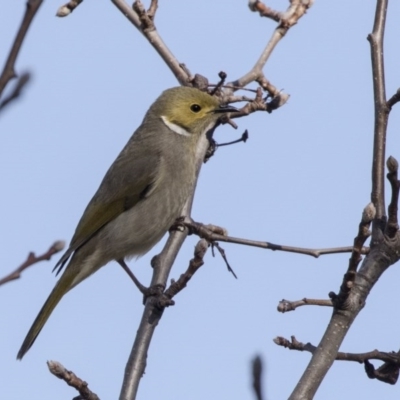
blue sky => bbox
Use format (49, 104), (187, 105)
(2, 1), (400, 399)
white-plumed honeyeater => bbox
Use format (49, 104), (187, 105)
(17, 86), (237, 359)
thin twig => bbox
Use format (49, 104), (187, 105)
(163, 239), (209, 299)
(47, 360), (100, 400)
(216, 130), (249, 147)
(147, 0), (158, 20)
(0, 0), (42, 97)
(330, 203), (375, 307)
(132, 0), (155, 31)
(275, 335), (400, 372)
(277, 298), (333, 313)
(112, 0), (189, 85)
(227, 86), (289, 119)
(229, 0), (313, 93)
(182, 220), (369, 258)
(212, 242), (237, 279)
(385, 156), (400, 238)
(0, 241), (65, 287)
(210, 71), (227, 96)
(248, 0), (283, 22)
(348, 203), (375, 273)
(386, 88), (400, 109)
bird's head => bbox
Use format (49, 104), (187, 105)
(149, 86), (237, 138)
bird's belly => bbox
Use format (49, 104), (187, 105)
(98, 186), (187, 260)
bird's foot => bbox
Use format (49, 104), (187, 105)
(117, 259), (175, 306)
(169, 215), (192, 232)
(171, 216), (228, 239)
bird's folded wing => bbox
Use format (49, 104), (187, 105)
(53, 151), (162, 275)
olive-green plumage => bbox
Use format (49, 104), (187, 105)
(17, 86), (236, 359)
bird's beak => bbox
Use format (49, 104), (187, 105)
(213, 104), (239, 113)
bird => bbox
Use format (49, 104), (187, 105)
(17, 86), (237, 359)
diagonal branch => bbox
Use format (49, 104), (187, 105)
(111, 0), (189, 85)
(0, 241), (65, 287)
(228, 0), (313, 94)
(0, 0), (42, 98)
(47, 360), (100, 400)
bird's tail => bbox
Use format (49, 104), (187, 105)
(17, 271), (74, 360)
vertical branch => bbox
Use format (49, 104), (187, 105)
(289, 1), (393, 399)
(367, 0), (389, 220)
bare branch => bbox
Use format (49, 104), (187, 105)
(288, 4), (396, 398)
(147, 0), (158, 20)
(47, 360), (100, 400)
(111, 0), (189, 85)
(209, 71), (227, 96)
(216, 129), (249, 147)
(163, 238), (209, 299)
(132, 0), (156, 31)
(277, 298), (332, 313)
(182, 220), (369, 258)
(0, 0), (42, 98)
(252, 355), (265, 400)
(385, 156), (400, 238)
(276, 335), (400, 385)
(367, 0), (389, 220)
(227, 86), (289, 119)
(248, 0), (283, 22)
(330, 203), (375, 307)
(211, 242), (238, 279)
(230, 0), (313, 92)
(0, 241), (65, 287)
(386, 88), (400, 109)
(111, 0), (141, 27)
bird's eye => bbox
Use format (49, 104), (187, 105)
(190, 104), (202, 113)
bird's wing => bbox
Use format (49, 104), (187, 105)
(54, 149), (162, 275)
